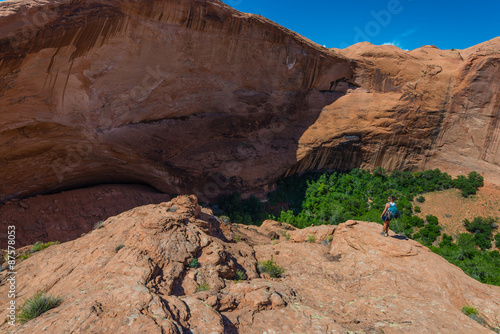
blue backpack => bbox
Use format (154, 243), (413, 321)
(388, 203), (400, 219)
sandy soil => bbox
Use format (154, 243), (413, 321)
(414, 183), (500, 247)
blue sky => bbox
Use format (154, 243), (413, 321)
(222, 0), (500, 50)
(1, 0), (497, 50)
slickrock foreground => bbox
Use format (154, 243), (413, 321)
(1, 0), (499, 203)
(1, 196), (499, 333)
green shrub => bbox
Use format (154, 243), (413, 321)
(215, 193), (264, 225)
(322, 234), (334, 246)
(306, 234), (316, 243)
(453, 172), (484, 197)
(195, 283), (210, 292)
(234, 269), (247, 281)
(31, 241), (60, 253)
(219, 215), (231, 224)
(461, 305), (484, 324)
(258, 256), (285, 278)
(416, 196), (425, 203)
(412, 215), (442, 246)
(439, 234), (454, 247)
(432, 234), (500, 285)
(115, 244), (124, 253)
(464, 217), (497, 250)
(18, 291), (62, 323)
(462, 305), (478, 316)
(19, 254), (30, 261)
(495, 233), (500, 247)
(409, 215), (425, 228)
(426, 214), (439, 225)
(189, 258), (199, 268)
(281, 229), (292, 240)
(93, 221), (105, 230)
(414, 206), (421, 213)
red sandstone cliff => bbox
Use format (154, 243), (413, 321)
(0, 0), (353, 202)
(0, 0), (499, 201)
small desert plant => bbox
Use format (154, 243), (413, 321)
(18, 291), (62, 323)
(234, 234), (242, 242)
(462, 305), (484, 324)
(234, 269), (247, 281)
(323, 234), (334, 245)
(258, 256), (285, 278)
(195, 283), (210, 292)
(219, 215), (231, 224)
(189, 258), (199, 268)
(414, 206), (421, 213)
(168, 205), (178, 212)
(285, 233), (291, 241)
(31, 241), (60, 253)
(93, 221), (105, 230)
(462, 305), (478, 317)
(416, 196), (426, 203)
(18, 254), (30, 261)
(306, 234), (316, 243)
(115, 244), (124, 253)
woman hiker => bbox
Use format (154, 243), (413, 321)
(380, 196), (398, 237)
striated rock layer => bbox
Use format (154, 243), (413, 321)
(0, 0), (499, 202)
(1, 196), (499, 333)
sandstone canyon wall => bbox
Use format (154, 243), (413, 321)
(0, 0), (354, 202)
(0, 0), (499, 203)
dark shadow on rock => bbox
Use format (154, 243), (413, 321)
(390, 234), (408, 240)
(222, 314), (239, 334)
